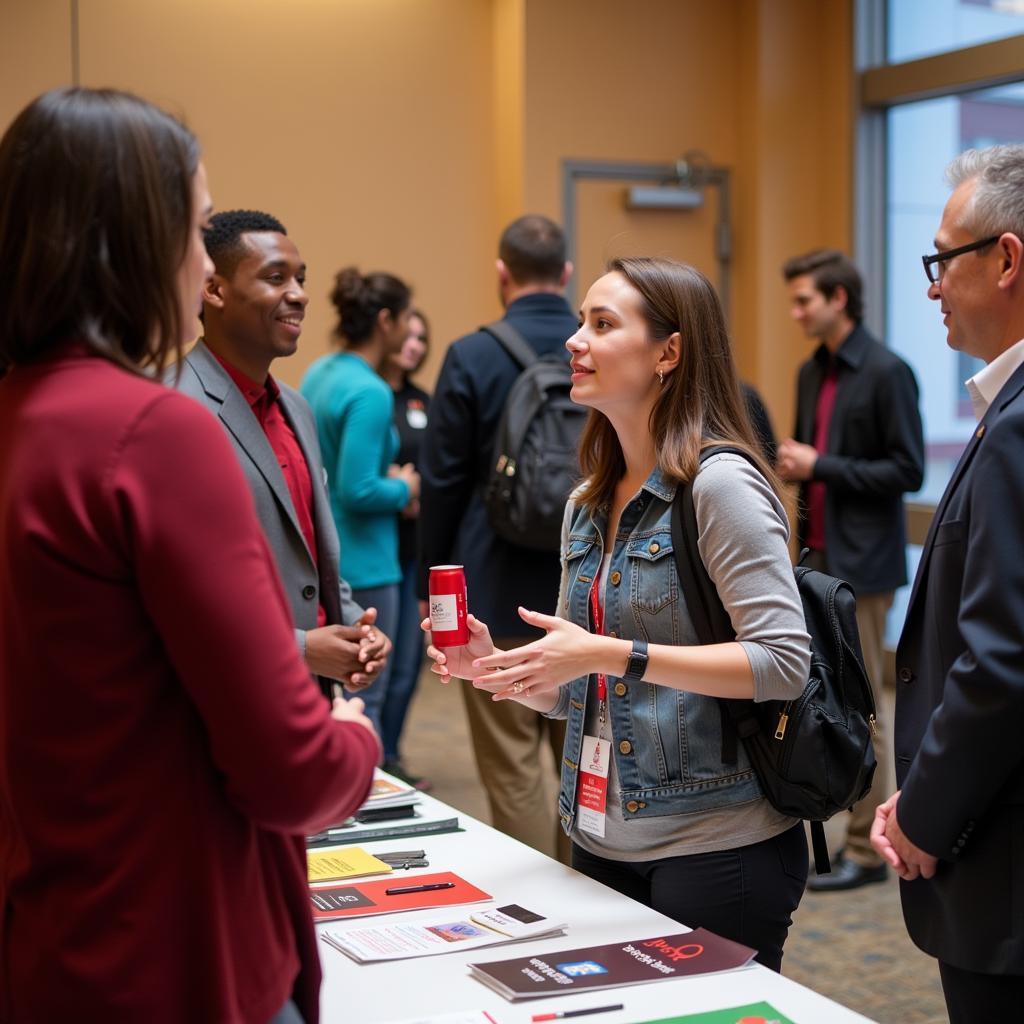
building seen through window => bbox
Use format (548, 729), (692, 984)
(888, 0), (1024, 64)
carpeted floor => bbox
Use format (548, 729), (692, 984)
(400, 669), (949, 1024)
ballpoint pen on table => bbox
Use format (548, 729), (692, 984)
(384, 881), (456, 895)
(531, 1005), (625, 1022)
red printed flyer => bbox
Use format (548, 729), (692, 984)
(310, 871), (491, 922)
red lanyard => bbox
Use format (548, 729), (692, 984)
(589, 577), (607, 704)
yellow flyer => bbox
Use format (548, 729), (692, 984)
(308, 847), (393, 883)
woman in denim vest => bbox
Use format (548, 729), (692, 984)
(427, 257), (811, 971)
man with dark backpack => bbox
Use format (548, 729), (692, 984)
(418, 215), (578, 860)
(482, 319), (589, 551)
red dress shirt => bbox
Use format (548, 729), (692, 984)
(806, 363), (838, 552)
(215, 355), (327, 628)
(0, 348), (378, 1023)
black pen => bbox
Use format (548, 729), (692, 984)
(531, 1005), (624, 1022)
(384, 881), (455, 895)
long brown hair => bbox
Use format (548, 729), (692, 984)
(0, 88), (200, 376)
(576, 257), (779, 510)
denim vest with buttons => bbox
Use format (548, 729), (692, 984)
(556, 467), (762, 832)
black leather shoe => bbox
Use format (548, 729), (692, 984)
(806, 856), (887, 892)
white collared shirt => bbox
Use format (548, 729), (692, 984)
(966, 337), (1024, 422)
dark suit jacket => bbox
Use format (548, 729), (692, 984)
(894, 357), (1024, 974)
(173, 343), (362, 674)
(794, 325), (924, 594)
(418, 292), (578, 636)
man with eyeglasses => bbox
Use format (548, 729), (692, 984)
(778, 249), (924, 892)
(872, 145), (1024, 1023)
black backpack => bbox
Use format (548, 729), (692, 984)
(670, 445), (877, 874)
(481, 321), (587, 552)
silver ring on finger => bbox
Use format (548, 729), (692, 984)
(512, 681), (524, 694)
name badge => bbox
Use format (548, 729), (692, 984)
(406, 406), (428, 430)
(577, 733), (609, 837)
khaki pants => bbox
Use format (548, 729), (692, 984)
(460, 635), (569, 863)
(805, 551), (890, 868)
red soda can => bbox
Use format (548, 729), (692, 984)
(428, 565), (469, 647)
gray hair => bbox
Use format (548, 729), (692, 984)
(946, 144), (1024, 240)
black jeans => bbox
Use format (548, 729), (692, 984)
(572, 823), (808, 972)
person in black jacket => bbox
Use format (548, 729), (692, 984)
(418, 215), (576, 859)
(872, 143), (1024, 1024)
(778, 249), (924, 891)
(741, 381), (777, 464)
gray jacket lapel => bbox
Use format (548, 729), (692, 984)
(188, 341), (312, 561)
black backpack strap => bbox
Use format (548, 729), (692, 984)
(671, 444), (763, 764)
(480, 320), (537, 371)
(809, 821), (831, 875)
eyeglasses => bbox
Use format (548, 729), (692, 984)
(922, 235), (1000, 284)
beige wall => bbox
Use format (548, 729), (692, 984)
(0, 2), (72, 128)
(0, 0), (853, 426)
(521, 0), (853, 434)
(736, 0), (854, 434)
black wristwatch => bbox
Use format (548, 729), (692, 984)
(622, 638), (649, 682)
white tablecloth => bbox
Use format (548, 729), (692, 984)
(318, 787), (876, 1024)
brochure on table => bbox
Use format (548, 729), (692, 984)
(322, 903), (566, 963)
(364, 771), (422, 810)
(311, 871), (490, 922)
(307, 847), (393, 883)
(634, 1003), (796, 1024)
(470, 928), (756, 1001)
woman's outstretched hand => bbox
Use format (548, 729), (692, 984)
(420, 613), (497, 684)
(471, 606), (609, 701)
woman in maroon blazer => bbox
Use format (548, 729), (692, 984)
(0, 89), (380, 1024)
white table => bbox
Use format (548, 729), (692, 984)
(318, 789), (876, 1024)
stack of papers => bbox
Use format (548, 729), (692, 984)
(362, 772), (421, 812)
(322, 903), (566, 963)
(307, 810), (460, 847)
(308, 769), (454, 847)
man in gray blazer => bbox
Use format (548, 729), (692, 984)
(172, 209), (390, 696)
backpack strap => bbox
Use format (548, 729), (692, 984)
(673, 447), (834, 874)
(480, 320), (537, 371)
(670, 444), (763, 764)
(809, 821), (831, 876)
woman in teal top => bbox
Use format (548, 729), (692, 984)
(301, 267), (419, 745)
